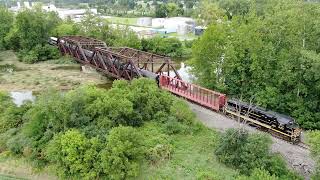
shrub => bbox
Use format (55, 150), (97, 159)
(0, 128), (19, 152)
(0, 92), (30, 134)
(101, 126), (144, 179)
(162, 116), (189, 135)
(129, 78), (173, 122)
(0, 91), (15, 112)
(88, 78), (174, 128)
(6, 132), (31, 155)
(196, 170), (225, 180)
(34, 44), (60, 61)
(170, 99), (196, 126)
(19, 50), (38, 64)
(0, 103), (31, 134)
(215, 128), (294, 176)
(140, 123), (172, 164)
(46, 129), (103, 179)
(236, 168), (278, 180)
(18, 45), (60, 63)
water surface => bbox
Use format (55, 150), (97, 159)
(10, 91), (35, 106)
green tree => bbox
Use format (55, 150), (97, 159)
(0, 7), (13, 49)
(12, 8), (60, 50)
(191, 0), (320, 129)
(190, 22), (229, 91)
(101, 126), (144, 180)
(4, 7), (61, 63)
(167, 3), (184, 17)
(215, 129), (272, 175)
(155, 4), (168, 18)
(52, 21), (80, 37)
(111, 26), (142, 49)
(218, 0), (251, 19)
(46, 129), (103, 179)
(142, 37), (183, 57)
(193, 0), (225, 26)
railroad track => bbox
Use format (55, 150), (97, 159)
(191, 102), (310, 150)
(297, 142), (310, 150)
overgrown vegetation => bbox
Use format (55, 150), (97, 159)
(215, 129), (301, 179)
(191, 0), (320, 129)
(0, 78), (299, 179)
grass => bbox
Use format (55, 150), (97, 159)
(45, 56), (76, 65)
(0, 152), (56, 180)
(0, 51), (110, 92)
(138, 126), (239, 180)
(107, 16), (139, 26)
(167, 32), (198, 40)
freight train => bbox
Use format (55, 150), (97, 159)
(49, 36), (302, 143)
(158, 75), (302, 143)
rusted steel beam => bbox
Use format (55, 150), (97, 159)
(57, 36), (182, 81)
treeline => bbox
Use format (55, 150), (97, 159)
(191, 0), (320, 129)
(0, 78), (300, 179)
(0, 6), (189, 64)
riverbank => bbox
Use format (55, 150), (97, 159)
(0, 51), (111, 92)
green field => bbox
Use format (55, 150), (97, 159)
(107, 16), (139, 26)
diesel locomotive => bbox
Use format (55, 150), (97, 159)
(225, 99), (301, 142)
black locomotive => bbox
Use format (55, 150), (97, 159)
(226, 99), (301, 140)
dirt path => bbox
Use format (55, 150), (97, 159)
(188, 102), (315, 179)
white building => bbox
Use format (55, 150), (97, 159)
(152, 18), (165, 28)
(56, 8), (97, 19)
(163, 17), (195, 34)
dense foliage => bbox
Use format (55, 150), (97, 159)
(0, 7), (13, 50)
(142, 37), (183, 57)
(0, 78), (201, 179)
(155, 3), (184, 18)
(215, 128), (301, 179)
(2, 7), (61, 63)
(191, 0), (320, 129)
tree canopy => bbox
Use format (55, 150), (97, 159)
(191, 0), (320, 129)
